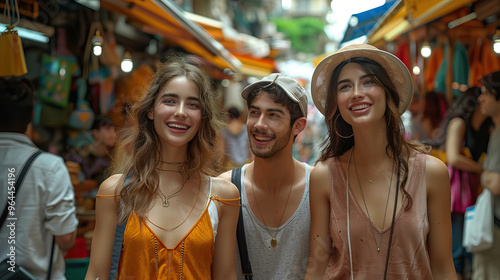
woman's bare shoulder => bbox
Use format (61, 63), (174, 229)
(210, 176), (240, 199)
(98, 174), (126, 196)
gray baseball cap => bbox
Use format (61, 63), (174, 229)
(241, 73), (308, 117)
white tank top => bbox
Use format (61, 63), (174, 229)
(235, 162), (311, 280)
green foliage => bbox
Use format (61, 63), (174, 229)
(271, 17), (325, 54)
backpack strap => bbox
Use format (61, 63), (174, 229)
(231, 167), (253, 280)
(109, 176), (131, 280)
(1, 150), (43, 227)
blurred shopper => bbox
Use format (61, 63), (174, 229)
(445, 87), (492, 280)
(0, 77), (78, 279)
(85, 57), (240, 279)
(473, 70), (500, 280)
(220, 73), (311, 279)
(415, 91), (447, 144)
(67, 116), (116, 185)
(306, 44), (455, 279)
(221, 107), (251, 171)
(66, 116), (116, 201)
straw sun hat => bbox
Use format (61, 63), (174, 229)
(311, 44), (413, 115)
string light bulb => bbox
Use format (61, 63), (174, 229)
(413, 66), (421, 75)
(92, 30), (103, 56)
(420, 41), (431, 58)
(121, 51), (133, 73)
(493, 29), (500, 54)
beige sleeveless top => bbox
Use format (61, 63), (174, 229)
(323, 153), (432, 279)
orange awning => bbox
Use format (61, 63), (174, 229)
(101, 0), (242, 72)
(367, 0), (479, 45)
(100, 0), (277, 77)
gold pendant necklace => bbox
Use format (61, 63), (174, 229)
(157, 177), (188, 207)
(148, 178), (201, 231)
(251, 163), (295, 248)
(353, 152), (394, 252)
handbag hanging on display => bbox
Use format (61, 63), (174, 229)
(463, 188), (494, 252)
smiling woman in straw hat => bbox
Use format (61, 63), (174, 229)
(305, 44), (456, 279)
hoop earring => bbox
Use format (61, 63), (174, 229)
(334, 114), (353, 139)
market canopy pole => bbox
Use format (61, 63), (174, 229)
(152, 0), (242, 74)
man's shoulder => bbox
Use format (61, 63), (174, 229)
(32, 152), (66, 171)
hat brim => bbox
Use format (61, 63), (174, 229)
(311, 45), (413, 115)
(241, 81), (299, 104)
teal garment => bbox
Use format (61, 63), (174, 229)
(452, 42), (470, 98)
(434, 43), (449, 93)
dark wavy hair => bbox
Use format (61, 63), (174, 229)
(112, 55), (225, 222)
(318, 57), (425, 210)
(0, 78), (34, 133)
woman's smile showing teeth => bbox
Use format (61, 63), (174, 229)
(167, 122), (190, 131)
(350, 104), (370, 111)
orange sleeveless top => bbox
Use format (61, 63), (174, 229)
(109, 178), (239, 279)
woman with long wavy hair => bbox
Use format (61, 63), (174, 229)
(85, 56), (240, 279)
(444, 87), (492, 280)
(305, 44), (456, 279)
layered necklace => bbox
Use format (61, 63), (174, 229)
(346, 148), (401, 280)
(156, 161), (187, 207)
(353, 153), (394, 252)
(155, 161), (184, 173)
(251, 164), (295, 248)
(147, 178), (201, 232)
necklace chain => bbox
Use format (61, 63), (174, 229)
(251, 163), (295, 248)
(147, 179), (201, 232)
(364, 158), (391, 184)
(352, 151), (394, 252)
(157, 177), (188, 207)
(159, 161), (185, 165)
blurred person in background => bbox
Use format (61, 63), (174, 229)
(414, 91), (447, 143)
(221, 107), (252, 171)
(445, 86), (492, 280)
(0, 77), (78, 279)
(473, 70), (500, 280)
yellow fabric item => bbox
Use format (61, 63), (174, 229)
(0, 27), (27, 77)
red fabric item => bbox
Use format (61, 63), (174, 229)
(65, 237), (89, 259)
(395, 41), (411, 70)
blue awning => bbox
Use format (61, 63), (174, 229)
(341, 0), (396, 44)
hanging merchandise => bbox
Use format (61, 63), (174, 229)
(452, 41), (469, 98)
(469, 39), (500, 86)
(38, 55), (79, 108)
(0, 0), (27, 77)
(424, 43), (443, 92)
(434, 39), (449, 94)
(468, 39), (483, 88)
(68, 78), (95, 130)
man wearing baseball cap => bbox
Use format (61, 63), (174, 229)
(220, 73), (311, 279)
